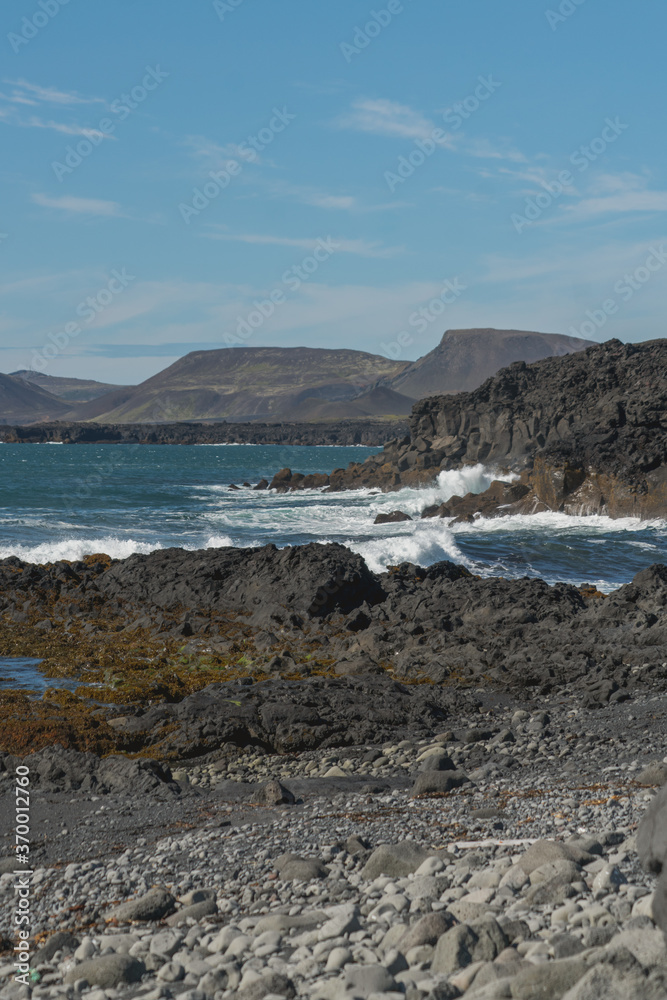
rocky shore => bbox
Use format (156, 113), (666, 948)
(2, 544), (667, 758)
(2, 693), (667, 999)
(2, 541), (667, 997)
(269, 339), (667, 519)
(0, 421), (406, 448)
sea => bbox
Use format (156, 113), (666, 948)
(1, 442), (666, 594)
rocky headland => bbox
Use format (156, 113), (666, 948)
(269, 339), (667, 520)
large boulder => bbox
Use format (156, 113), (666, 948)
(20, 746), (178, 796)
(110, 888), (176, 923)
(98, 542), (385, 620)
(64, 955), (145, 988)
(361, 842), (436, 879)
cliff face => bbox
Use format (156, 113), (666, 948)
(274, 339), (667, 519)
(407, 338), (665, 477)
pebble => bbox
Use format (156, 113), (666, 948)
(1, 699), (665, 1000)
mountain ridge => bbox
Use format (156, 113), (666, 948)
(0, 373), (73, 424)
(1, 330), (595, 425)
(11, 371), (128, 403)
(380, 327), (594, 397)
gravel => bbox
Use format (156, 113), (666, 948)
(1, 694), (666, 999)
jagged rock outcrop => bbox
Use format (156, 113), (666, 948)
(274, 340), (667, 519)
(4, 544), (667, 756)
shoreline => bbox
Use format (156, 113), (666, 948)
(0, 542), (666, 761)
(0, 691), (665, 998)
(0, 419), (408, 448)
(1, 542), (666, 998)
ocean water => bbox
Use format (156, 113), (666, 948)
(0, 656), (78, 695)
(1, 443), (666, 592)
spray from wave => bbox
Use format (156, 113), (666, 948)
(349, 522), (470, 575)
(0, 537), (164, 564)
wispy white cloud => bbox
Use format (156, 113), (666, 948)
(586, 171), (649, 196)
(20, 116), (112, 137)
(502, 170), (667, 227)
(303, 192), (357, 210)
(335, 97), (453, 143)
(0, 106), (113, 139)
(334, 97), (533, 168)
(182, 134), (260, 169)
(2, 79), (106, 107)
(200, 228), (405, 258)
(549, 174), (667, 223)
(180, 131), (408, 214)
(263, 179), (407, 213)
(480, 238), (667, 286)
(0, 79), (111, 138)
(559, 189), (667, 222)
(31, 194), (124, 217)
(0, 269), (94, 298)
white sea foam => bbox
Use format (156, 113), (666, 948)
(448, 510), (666, 536)
(349, 521), (471, 575)
(436, 464), (518, 500)
(2, 455), (665, 586)
(203, 534), (235, 548)
(0, 537), (164, 564)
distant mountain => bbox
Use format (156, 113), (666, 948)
(75, 347), (409, 423)
(382, 328), (595, 398)
(0, 373), (74, 424)
(11, 371), (129, 403)
(0, 331), (596, 426)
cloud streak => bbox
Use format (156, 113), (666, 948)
(2, 79), (106, 107)
(335, 97), (453, 143)
(31, 194), (124, 217)
(200, 228), (404, 258)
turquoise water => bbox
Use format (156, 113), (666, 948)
(0, 443), (666, 592)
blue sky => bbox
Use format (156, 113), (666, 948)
(1, 0), (666, 384)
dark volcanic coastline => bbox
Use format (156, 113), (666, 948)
(2, 542), (667, 761)
(270, 339), (667, 519)
(0, 418), (407, 447)
(3, 547), (667, 999)
(2, 345), (667, 1000)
